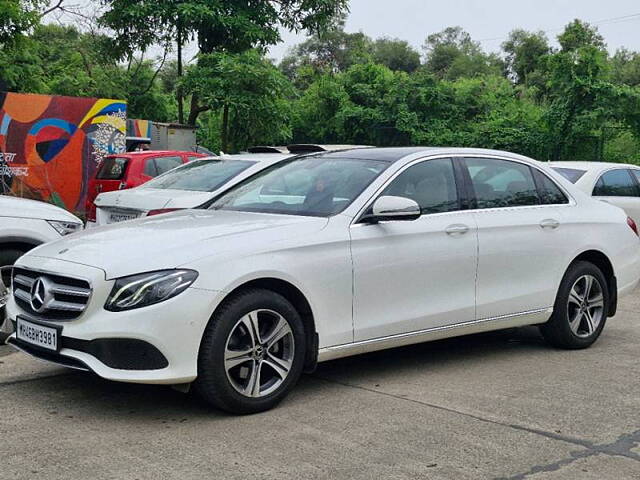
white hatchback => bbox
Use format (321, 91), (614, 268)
(550, 161), (640, 226)
(90, 153), (293, 226)
(6, 148), (640, 414)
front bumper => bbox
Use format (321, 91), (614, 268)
(6, 255), (223, 384)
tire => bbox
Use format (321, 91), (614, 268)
(0, 248), (25, 285)
(1, 248), (25, 331)
(540, 261), (609, 349)
(194, 288), (306, 414)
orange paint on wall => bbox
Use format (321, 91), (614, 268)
(23, 131), (85, 208)
(3, 93), (52, 123)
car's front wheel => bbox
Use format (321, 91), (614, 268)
(195, 288), (306, 414)
(540, 261), (609, 349)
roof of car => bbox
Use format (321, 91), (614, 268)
(316, 147), (539, 163)
(548, 161), (640, 171)
(107, 150), (200, 159)
(220, 153), (293, 162)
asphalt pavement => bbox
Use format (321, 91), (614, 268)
(1, 292), (639, 479)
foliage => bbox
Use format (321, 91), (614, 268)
(422, 26), (504, 80)
(502, 30), (550, 85)
(0, 0), (45, 45)
(100, 0), (349, 123)
(184, 50), (294, 151)
(0, 24), (174, 120)
(371, 37), (421, 73)
(3, 8), (640, 161)
(558, 19), (606, 52)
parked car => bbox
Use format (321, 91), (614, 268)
(85, 150), (207, 222)
(549, 161), (640, 225)
(0, 195), (83, 336)
(5, 148), (640, 414)
(90, 153), (293, 226)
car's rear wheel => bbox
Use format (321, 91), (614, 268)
(540, 261), (609, 349)
(195, 288), (306, 414)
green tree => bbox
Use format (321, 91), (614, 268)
(558, 19), (606, 52)
(0, 23), (175, 121)
(183, 50), (294, 152)
(610, 49), (640, 87)
(502, 29), (551, 85)
(0, 0), (45, 44)
(100, 0), (349, 124)
(279, 13), (373, 89)
(422, 26), (503, 80)
(371, 37), (421, 73)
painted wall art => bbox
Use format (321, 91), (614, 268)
(0, 92), (127, 213)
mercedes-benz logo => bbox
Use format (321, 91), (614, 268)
(30, 277), (53, 313)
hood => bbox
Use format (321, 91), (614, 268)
(25, 209), (328, 278)
(0, 195), (81, 223)
(95, 188), (214, 211)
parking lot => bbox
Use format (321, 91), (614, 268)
(1, 292), (639, 480)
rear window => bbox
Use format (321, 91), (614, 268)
(142, 159), (255, 192)
(96, 157), (129, 180)
(551, 167), (587, 184)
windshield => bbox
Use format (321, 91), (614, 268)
(209, 156), (388, 217)
(142, 159), (255, 192)
(551, 167), (587, 184)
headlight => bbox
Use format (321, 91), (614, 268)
(48, 220), (83, 236)
(105, 269), (198, 312)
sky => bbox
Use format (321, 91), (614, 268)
(269, 0), (640, 60)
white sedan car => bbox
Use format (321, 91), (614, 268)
(5, 148), (640, 414)
(91, 153), (293, 226)
(550, 161), (640, 226)
(0, 195), (82, 336)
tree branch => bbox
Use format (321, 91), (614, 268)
(41, 0), (64, 17)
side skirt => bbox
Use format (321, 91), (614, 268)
(317, 307), (552, 363)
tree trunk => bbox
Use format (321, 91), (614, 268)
(177, 22), (184, 125)
(221, 103), (230, 152)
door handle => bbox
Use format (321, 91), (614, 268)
(540, 219), (560, 229)
(445, 224), (469, 235)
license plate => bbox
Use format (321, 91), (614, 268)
(16, 318), (59, 352)
(109, 212), (139, 223)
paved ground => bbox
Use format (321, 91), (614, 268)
(1, 294), (639, 480)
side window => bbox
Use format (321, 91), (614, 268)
(593, 169), (639, 197)
(466, 157), (539, 208)
(143, 159), (158, 177)
(381, 158), (459, 214)
(533, 169), (569, 205)
(154, 156), (183, 176)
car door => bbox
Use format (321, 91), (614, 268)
(350, 157), (478, 342)
(464, 156), (571, 320)
(597, 168), (640, 226)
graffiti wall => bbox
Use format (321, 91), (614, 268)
(127, 118), (152, 140)
(0, 92), (127, 213)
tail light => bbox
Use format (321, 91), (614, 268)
(627, 216), (639, 237)
(147, 208), (184, 217)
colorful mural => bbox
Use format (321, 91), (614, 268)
(127, 118), (152, 140)
(0, 92), (126, 212)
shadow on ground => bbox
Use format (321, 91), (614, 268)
(9, 325), (549, 418)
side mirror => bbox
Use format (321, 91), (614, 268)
(362, 196), (421, 223)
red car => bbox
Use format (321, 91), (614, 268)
(85, 150), (205, 221)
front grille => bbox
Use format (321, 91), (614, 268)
(12, 267), (92, 321)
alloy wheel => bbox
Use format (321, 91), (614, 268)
(567, 274), (605, 338)
(224, 309), (295, 398)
